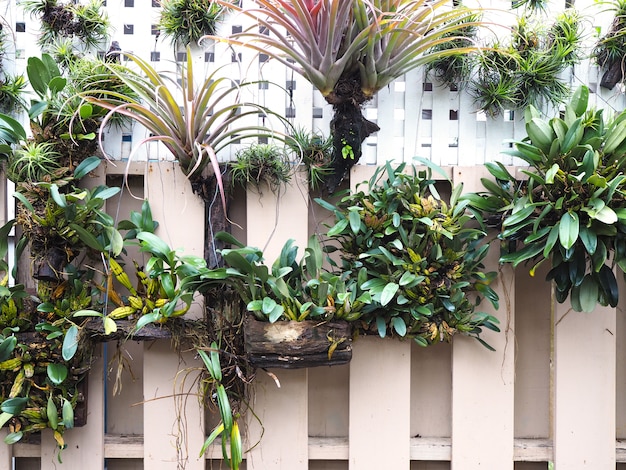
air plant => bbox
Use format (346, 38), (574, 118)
(82, 47), (289, 210)
(211, 0), (484, 192)
(285, 127), (333, 191)
(593, 0), (626, 89)
(21, 0), (110, 50)
(230, 144), (292, 193)
(157, 0), (226, 46)
(471, 11), (583, 116)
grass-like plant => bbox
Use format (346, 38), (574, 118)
(230, 144), (292, 193)
(158, 0), (226, 46)
(7, 141), (61, 183)
(285, 127), (333, 191)
(471, 11), (583, 116)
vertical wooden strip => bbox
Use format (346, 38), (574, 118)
(451, 167), (515, 469)
(245, 171), (309, 469)
(41, 346), (105, 469)
(349, 337), (411, 469)
(553, 300), (616, 468)
(143, 344), (204, 469)
(143, 162), (205, 469)
(348, 165), (411, 469)
(0, 430), (13, 467)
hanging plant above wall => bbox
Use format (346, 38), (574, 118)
(592, 0), (626, 89)
(466, 86), (626, 312)
(21, 0), (110, 50)
(157, 0), (227, 46)
(471, 10), (583, 117)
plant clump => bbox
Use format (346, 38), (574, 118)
(471, 11), (583, 117)
(157, 0), (226, 46)
(230, 144), (292, 193)
(466, 86), (626, 312)
(21, 0), (110, 50)
(593, 0), (626, 89)
(285, 127), (333, 191)
(318, 161), (500, 348)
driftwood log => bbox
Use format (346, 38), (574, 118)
(244, 316), (352, 369)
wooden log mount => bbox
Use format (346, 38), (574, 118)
(244, 316), (352, 369)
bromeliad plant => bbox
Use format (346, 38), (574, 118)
(84, 47), (288, 209)
(466, 86), (626, 312)
(318, 160), (500, 348)
(213, 0), (484, 191)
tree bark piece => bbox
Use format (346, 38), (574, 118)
(244, 316), (352, 369)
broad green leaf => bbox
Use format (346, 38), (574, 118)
(62, 325), (79, 361)
(74, 156), (101, 179)
(578, 275), (599, 313)
(69, 223), (104, 252)
(593, 206), (618, 225)
(0, 336), (16, 362)
(326, 218), (349, 237)
(0, 397), (28, 415)
(380, 282), (399, 306)
(349, 209), (361, 234)
(391, 317), (407, 336)
(62, 399), (74, 429)
(545, 163), (559, 184)
(135, 312), (160, 331)
(4, 432), (23, 444)
(579, 226), (597, 255)
(47, 364), (68, 385)
(559, 212), (579, 250)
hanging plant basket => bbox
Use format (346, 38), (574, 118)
(243, 315), (352, 369)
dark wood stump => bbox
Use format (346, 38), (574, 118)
(243, 316), (352, 369)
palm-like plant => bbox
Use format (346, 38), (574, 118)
(83, 48), (287, 209)
(212, 0), (483, 191)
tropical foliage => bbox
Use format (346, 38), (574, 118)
(318, 161), (500, 347)
(466, 86), (626, 312)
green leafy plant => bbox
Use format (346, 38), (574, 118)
(213, 0), (484, 190)
(158, 0), (226, 46)
(317, 160), (500, 348)
(285, 127), (333, 191)
(230, 144), (292, 193)
(184, 232), (369, 323)
(466, 86), (626, 312)
(197, 342), (242, 469)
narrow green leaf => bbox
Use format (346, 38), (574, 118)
(73, 156), (101, 179)
(62, 399), (74, 429)
(47, 395), (58, 430)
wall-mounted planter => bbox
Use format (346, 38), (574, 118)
(243, 316), (352, 369)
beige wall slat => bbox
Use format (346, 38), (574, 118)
(349, 337), (412, 469)
(0, 429), (13, 466)
(553, 300), (616, 468)
(143, 343), (205, 469)
(450, 166), (515, 469)
(245, 172), (310, 469)
(143, 163), (205, 469)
